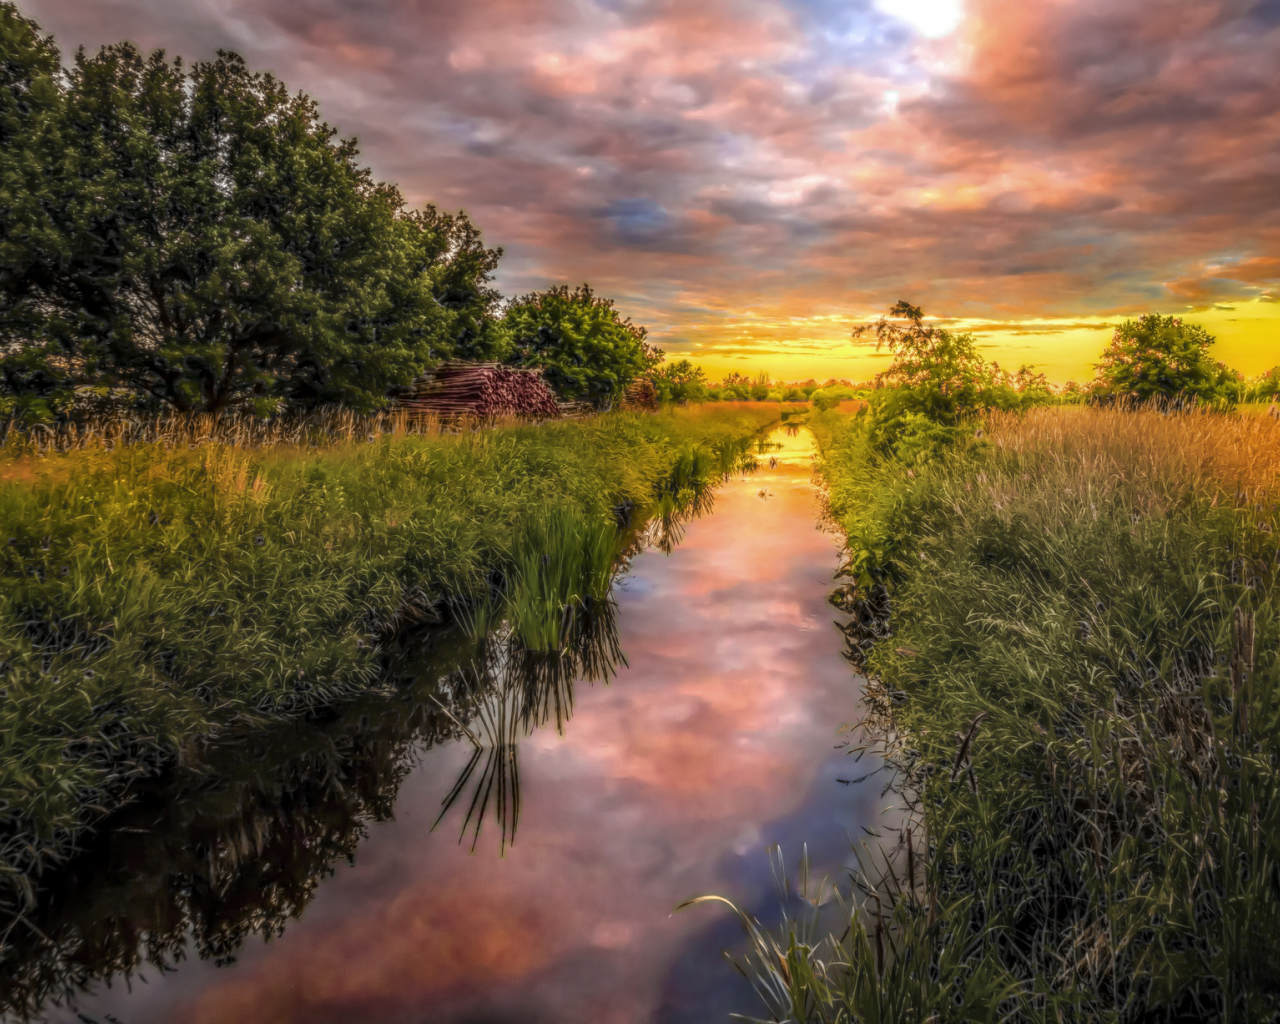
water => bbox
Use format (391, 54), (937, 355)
(11, 427), (894, 1024)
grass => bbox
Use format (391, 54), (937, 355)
(0, 403), (775, 914)
(712, 405), (1280, 1022)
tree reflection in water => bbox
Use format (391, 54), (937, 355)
(0, 601), (623, 1021)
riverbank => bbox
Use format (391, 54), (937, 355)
(0, 405), (776, 912)
(756, 405), (1280, 1020)
(6, 423), (870, 1024)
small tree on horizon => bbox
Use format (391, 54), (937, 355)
(852, 300), (1050, 457)
(1093, 314), (1235, 403)
(647, 358), (707, 403)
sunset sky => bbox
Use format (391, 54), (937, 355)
(24, 0), (1280, 383)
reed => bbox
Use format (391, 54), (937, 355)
(0, 404), (777, 914)
(716, 404), (1280, 1022)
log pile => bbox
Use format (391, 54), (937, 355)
(395, 363), (561, 420)
(622, 379), (659, 411)
(556, 399), (596, 419)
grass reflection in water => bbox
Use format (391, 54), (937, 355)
(0, 601), (622, 1020)
(0, 466), (737, 1022)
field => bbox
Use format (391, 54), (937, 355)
(720, 405), (1280, 1022)
(0, 404), (776, 912)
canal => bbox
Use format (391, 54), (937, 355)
(18, 426), (892, 1024)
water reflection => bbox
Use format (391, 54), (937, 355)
(10, 426), (887, 1024)
(435, 602), (625, 851)
(0, 604), (625, 1020)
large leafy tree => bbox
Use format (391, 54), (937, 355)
(503, 284), (657, 408)
(0, 5), (504, 417)
(1094, 314), (1235, 403)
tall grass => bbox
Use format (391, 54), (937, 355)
(0, 404), (776, 914)
(716, 405), (1280, 1022)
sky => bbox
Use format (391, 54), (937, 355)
(22, 0), (1280, 383)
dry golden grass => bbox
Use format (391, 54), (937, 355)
(0, 407), (447, 460)
(985, 404), (1280, 507)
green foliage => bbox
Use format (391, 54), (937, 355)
(495, 506), (617, 651)
(686, 848), (1031, 1024)
(890, 410), (966, 467)
(0, 404), (777, 907)
(0, 5), (504, 419)
(1094, 314), (1236, 403)
(647, 357), (707, 403)
(503, 284), (657, 409)
(797, 407), (1280, 1021)
(810, 384), (857, 411)
(856, 301), (1050, 457)
(1242, 365), (1280, 404)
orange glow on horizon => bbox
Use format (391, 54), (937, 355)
(666, 300), (1280, 386)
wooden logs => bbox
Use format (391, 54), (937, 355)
(395, 363), (561, 421)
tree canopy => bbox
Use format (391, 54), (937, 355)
(1093, 314), (1236, 403)
(854, 300), (1049, 457)
(0, 4), (505, 418)
(503, 284), (658, 408)
(647, 358), (707, 403)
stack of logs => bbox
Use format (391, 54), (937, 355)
(396, 363), (561, 420)
(622, 378), (659, 411)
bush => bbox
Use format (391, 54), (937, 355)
(811, 385), (856, 411)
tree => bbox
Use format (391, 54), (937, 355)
(858, 300), (991, 417)
(503, 284), (656, 408)
(852, 300), (1040, 456)
(0, 7), (504, 418)
(1093, 314), (1235, 403)
(647, 358), (707, 403)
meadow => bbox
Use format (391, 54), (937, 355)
(714, 405), (1280, 1022)
(0, 404), (775, 913)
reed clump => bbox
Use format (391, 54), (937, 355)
(0, 404), (775, 914)
(720, 404), (1280, 1022)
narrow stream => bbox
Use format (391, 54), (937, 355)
(19, 426), (892, 1024)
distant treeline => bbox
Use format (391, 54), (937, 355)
(0, 4), (658, 422)
(652, 305), (1280, 413)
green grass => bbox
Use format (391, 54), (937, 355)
(714, 405), (1280, 1022)
(0, 404), (775, 911)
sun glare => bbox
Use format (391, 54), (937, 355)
(874, 0), (964, 38)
